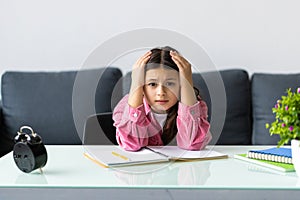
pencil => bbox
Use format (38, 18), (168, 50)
(84, 152), (108, 168)
(111, 151), (130, 161)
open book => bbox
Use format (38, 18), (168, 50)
(84, 145), (228, 168)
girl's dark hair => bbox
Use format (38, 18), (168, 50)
(146, 46), (179, 72)
(145, 46), (200, 145)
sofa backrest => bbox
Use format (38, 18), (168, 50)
(2, 66), (299, 155)
(193, 69), (252, 145)
(123, 69), (252, 145)
(0, 100), (14, 157)
(0, 67), (122, 153)
(251, 73), (300, 145)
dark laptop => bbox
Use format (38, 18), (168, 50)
(83, 112), (117, 145)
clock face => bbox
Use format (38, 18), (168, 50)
(13, 143), (35, 173)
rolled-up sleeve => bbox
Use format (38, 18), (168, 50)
(113, 95), (151, 151)
(176, 100), (211, 150)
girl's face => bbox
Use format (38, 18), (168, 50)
(144, 68), (180, 114)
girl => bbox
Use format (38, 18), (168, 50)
(113, 46), (211, 151)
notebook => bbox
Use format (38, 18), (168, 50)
(234, 154), (295, 172)
(84, 145), (228, 168)
(247, 147), (292, 164)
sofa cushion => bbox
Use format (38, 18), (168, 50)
(0, 101), (14, 157)
(251, 73), (300, 145)
(193, 69), (252, 145)
(1, 67), (122, 147)
(123, 69), (252, 145)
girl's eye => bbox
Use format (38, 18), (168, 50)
(165, 82), (175, 87)
(148, 82), (157, 87)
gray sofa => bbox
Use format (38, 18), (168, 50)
(1, 68), (300, 157)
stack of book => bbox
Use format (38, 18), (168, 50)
(234, 147), (295, 172)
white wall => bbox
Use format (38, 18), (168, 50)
(1, 0), (300, 78)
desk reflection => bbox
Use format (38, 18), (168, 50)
(15, 171), (48, 185)
(113, 161), (211, 185)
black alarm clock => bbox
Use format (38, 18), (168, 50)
(13, 126), (47, 173)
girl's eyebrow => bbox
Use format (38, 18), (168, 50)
(165, 78), (177, 80)
(146, 78), (157, 82)
(146, 78), (177, 82)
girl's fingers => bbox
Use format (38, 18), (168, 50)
(133, 51), (152, 68)
(142, 52), (151, 63)
(138, 51), (151, 63)
(170, 54), (187, 71)
(170, 51), (189, 69)
(170, 51), (193, 84)
(171, 56), (183, 70)
(140, 51), (152, 61)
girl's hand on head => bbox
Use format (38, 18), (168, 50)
(131, 51), (152, 86)
(133, 51), (152, 70)
(170, 51), (193, 86)
(170, 51), (197, 106)
(128, 51), (152, 108)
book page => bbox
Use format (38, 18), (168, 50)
(84, 145), (169, 167)
(148, 146), (227, 160)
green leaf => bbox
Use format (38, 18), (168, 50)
(266, 88), (300, 147)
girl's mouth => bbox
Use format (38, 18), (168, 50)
(155, 100), (169, 104)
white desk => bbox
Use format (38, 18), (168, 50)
(1, 145), (300, 200)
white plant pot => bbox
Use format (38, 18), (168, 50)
(291, 139), (300, 176)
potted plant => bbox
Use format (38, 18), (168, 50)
(266, 88), (300, 174)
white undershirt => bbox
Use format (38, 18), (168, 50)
(152, 112), (168, 129)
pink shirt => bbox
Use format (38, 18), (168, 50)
(113, 95), (211, 151)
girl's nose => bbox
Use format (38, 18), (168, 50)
(157, 84), (166, 96)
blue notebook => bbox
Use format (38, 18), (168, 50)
(247, 147), (292, 164)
